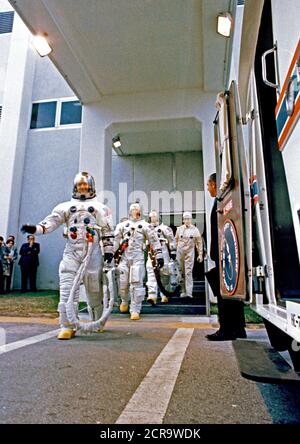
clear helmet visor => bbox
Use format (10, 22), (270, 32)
(148, 210), (160, 225)
(129, 203), (142, 220)
(72, 172), (96, 200)
(183, 211), (192, 226)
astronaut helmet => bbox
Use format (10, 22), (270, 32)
(72, 172), (96, 200)
(148, 210), (160, 226)
(183, 211), (192, 226)
(129, 202), (142, 221)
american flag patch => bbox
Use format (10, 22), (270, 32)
(250, 176), (259, 205)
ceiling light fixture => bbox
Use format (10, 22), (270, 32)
(112, 135), (121, 148)
(217, 12), (233, 37)
(32, 34), (53, 57)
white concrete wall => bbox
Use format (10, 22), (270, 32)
(0, 35), (11, 103)
(13, 31), (81, 289)
(16, 128), (81, 289)
(0, 0), (14, 101)
(0, 14), (36, 239)
(0, 0), (12, 13)
(32, 56), (75, 102)
(0, 1), (14, 108)
(111, 151), (204, 226)
(0, 0), (81, 288)
(80, 89), (217, 262)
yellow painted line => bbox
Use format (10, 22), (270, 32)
(0, 316), (263, 330)
(0, 316), (58, 325)
(0, 316), (216, 329)
(106, 321), (217, 329)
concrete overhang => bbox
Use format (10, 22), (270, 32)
(9, 0), (235, 103)
(107, 117), (201, 155)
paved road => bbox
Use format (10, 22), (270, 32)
(0, 314), (300, 424)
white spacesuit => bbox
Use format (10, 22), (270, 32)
(21, 172), (114, 339)
(176, 212), (203, 298)
(146, 210), (177, 305)
(114, 203), (163, 320)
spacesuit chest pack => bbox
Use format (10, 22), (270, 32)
(65, 203), (101, 244)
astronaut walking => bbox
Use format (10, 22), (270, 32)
(176, 212), (203, 298)
(114, 203), (163, 320)
(21, 172), (114, 340)
(146, 210), (177, 305)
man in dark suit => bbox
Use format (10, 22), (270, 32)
(19, 235), (40, 292)
(205, 173), (246, 341)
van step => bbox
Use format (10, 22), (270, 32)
(233, 340), (300, 384)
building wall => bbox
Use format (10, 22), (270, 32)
(0, 0), (13, 103)
(32, 56), (75, 101)
(16, 128), (81, 289)
(111, 150), (204, 230)
(0, 34), (11, 103)
(4, 28), (81, 289)
(13, 50), (81, 289)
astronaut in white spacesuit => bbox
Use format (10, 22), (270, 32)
(21, 172), (114, 340)
(114, 203), (164, 320)
(176, 212), (203, 298)
(146, 210), (177, 305)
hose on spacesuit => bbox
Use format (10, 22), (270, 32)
(65, 242), (93, 327)
(79, 262), (116, 333)
(148, 248), (181, 298)
(65, 242), (115, 333)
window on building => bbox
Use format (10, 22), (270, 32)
(0, 105), (2, 122)
(60, 100), (82, 125)
(30, 101), (57, 129)
(0, 11), (14, 34)
(30, 99), (82, 130)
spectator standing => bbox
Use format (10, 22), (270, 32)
(19, 235), (40, 292)
(3, 239), (17, 293)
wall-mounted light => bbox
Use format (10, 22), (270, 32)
(112, 135), (121, 148)
(217, 12), (232, 37)
(32, 34), (53, 57)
